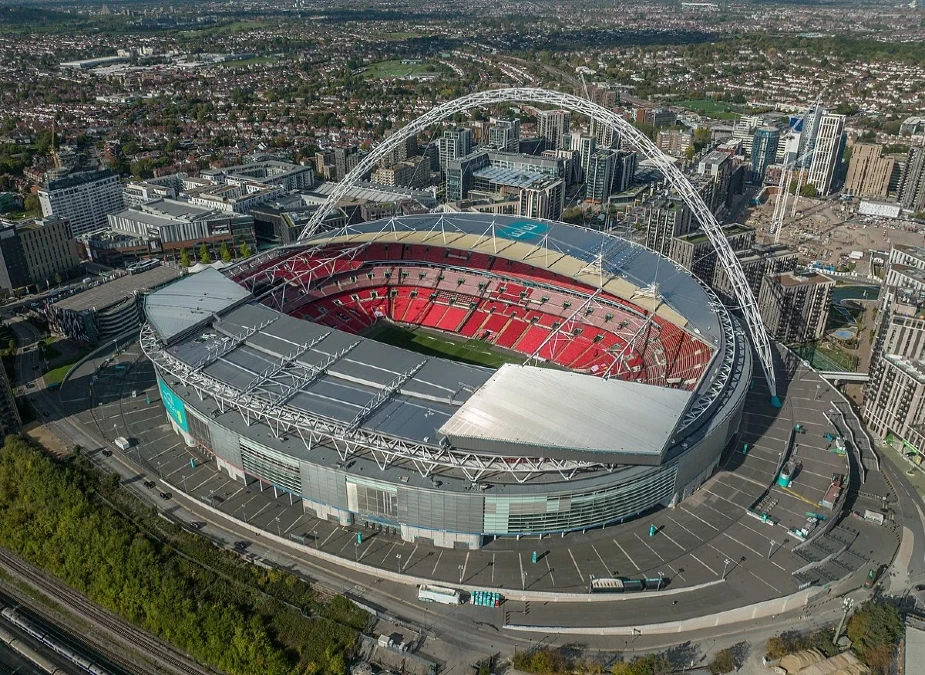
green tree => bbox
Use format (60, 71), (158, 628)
(800, 183), (819, 198)
(178, 247), (191, 268)
(238, 242), (252, 259)
(693, 127), (713, 150)
(685, 145), (698, 161)
(709, 648), (736, 674)
(23, 193), (40, 214)
(611, 654), (672, 675)
(847, 600), (902, 672)
(199, 243), (212, 264)
(766, 635), (788, 659)
(220, 241), (233, 263)
(6, 338), (16, 356)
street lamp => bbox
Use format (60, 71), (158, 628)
(521, 571), (527, 590)
(722, 558), (732, 580)
(657, 571), (664, 590)
(354, 541), (359, 563)
(275, 516), (281, 537)
(768, 540), (775, 559)
(458, 564), (464, 584)
(396, 553), (402, 573)
(312, 529), (319, 550)
(588, 573), (595, 594)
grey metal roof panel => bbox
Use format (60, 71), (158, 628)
(215, 302), (280, 335)
(401, 359), (491, 403)
(202, 358), (254, 390)
(365, 395), (455, 443)
(145, 267), (251, 344)
(439, 364), (691, 458)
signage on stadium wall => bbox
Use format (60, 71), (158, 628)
(498, 221), (548, 242)
(158, 377), (189, 432)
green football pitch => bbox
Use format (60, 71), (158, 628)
(363, 323), (525, 368)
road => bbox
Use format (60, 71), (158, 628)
(8, 318), (922, 669)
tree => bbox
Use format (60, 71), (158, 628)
(766, 635), (788, 659)
(199, 244), (212, 264)
(220, 241), (233, 263)
(708, 648), (736, 674)
(238, 242), (251, 259)
(6, 338), (16, 356)
(178, 247), (191, 268)
(693, 127), (713, 150)
(800, 183), (818, 198)
(847, 600), (902, 672)
(23, 193), (40, 214)
(685, 145), (698, 161)
(611, 654), (672, 675)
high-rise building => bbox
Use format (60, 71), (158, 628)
(657, 129), (693, 158)
(38, 168), (123, 237)
(712, 244), (797, 307)
(844, 143), (895, 198)
(588, 118), (620, 149)
(333, 146), (360, 182)
(586, 149), (616, 204)
(751, 128), (781, 183)
(670, 224), (755, 287)
(0, 366), (20, 441)
(644, 198), (693, 256)
(732, 116), (761, 157)
(806, 113), (846, 195)
(536, 110), (571, 151)
(757, 271), (835, 343)
(612, 150), (637, 195)
(0, 216), (80, 292)
(488, 119), (521, 152)
(578, 136), (597, 182)
(898, 146), (925, 213)
(438, 128), (473, 171)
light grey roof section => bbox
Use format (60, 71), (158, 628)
(439, 364), (692, 460)
(53, 265), (181, 314)
(145, 268), (252, 344)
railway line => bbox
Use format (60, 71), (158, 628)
(0, 547), (214, 675)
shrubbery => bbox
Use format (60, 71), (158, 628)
(0, 435), (362, 675)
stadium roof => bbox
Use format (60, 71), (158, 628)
(145, 267), (252, 344)
(299, 213), (721, 344)
(439, 365), (691, 462)
(52, 265), (180, 313)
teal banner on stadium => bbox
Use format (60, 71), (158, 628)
(498, 220), (548, 241)
(158, 377), (189, 432)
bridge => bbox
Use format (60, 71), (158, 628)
(818, 371), (870, 383)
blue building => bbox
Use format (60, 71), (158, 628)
(751, 128), (781, 184)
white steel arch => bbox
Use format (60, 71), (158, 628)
(298, 88), (779, 403)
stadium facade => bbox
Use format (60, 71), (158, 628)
(140, 213), (751, 549)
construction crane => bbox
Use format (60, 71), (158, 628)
(771, 95), (822, 244)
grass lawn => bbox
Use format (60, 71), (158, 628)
(43, 347), (91, 385)
(363, 323), (523, 368)
(360, 59), (445, 80)
(671, 99), (743, 120)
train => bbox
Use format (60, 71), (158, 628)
(0, 605), (116, 675)
(589, 576), (669, 593)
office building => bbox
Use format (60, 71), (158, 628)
(38, 168), (124, 237)
(844, 144), (895, 199)
(488, 118), (521, 152)
(898, 146), (925, 213)
(657, 129), (693, 158)
(438, 129), (473, 171)
(751, 128), (781, 183)
(203, 161), (315, 192)
(806, 113), (846, 195)
(536, 110), (571, 151)
(0, 216), (80, 293)
(0, 367), (20, 440)
(612, 150), (637, 195)
(757, 271), (835, 343)
(645, 199), (693, 257)
(88, 199), (256, 266)
(732, 116), (761, 157)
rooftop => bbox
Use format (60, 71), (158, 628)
(52, 265), (181, 313)
(472, 165), (560, 189)
(771, 271), (835, 288)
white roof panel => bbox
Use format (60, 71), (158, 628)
(439, 364), (691, 459)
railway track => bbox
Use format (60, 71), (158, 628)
(0, 547), (214, 675)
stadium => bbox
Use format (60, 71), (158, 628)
(139, 212), (752, 550)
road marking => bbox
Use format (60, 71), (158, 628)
(680, 506), (721, 531)
(567, 548), (582, 580)
(613, 538), (639, 571)
(668, 564), (686, 582)
(431, 550), (443, 575)
(690, 553), (717, 576)
(720, 531), (787, 572)
(491, 553), (496, 584)
(657, 529), (687, 552)
(320, 527), (339, 549)
(545, 553), (555, 586)
(283, 513), (306, 535)
(634, 531), (665, 563)
(666, 514), (704, 542)
(590, 544), (610, 574)
(519, 552), (526, 587)
(461, 551), (469, 582)
(248, 500), (275, 523)
(338, 536), (354, 555)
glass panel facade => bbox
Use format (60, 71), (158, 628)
(346, 476), (398, 520)
(483, 465), (677, 534)
(239, 438), (302, 494)
(187, 409), (212, 450)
